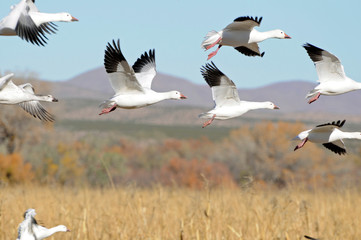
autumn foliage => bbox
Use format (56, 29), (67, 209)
(1, 121), (361, 189)
(0, 153), (34, 184)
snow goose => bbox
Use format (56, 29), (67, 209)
(0, 0), (78, 46)
(303, 43), (361, 103)
(0, 73), (57, 122)
(293, 120), (361, 155)
(17, 209), (70, 240)
(199, 62), (279, 128)
(99, 39), (187, 115)
(201, 16), (291, 60)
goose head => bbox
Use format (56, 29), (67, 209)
(23, 208), (36, 218)
(39, 95), (58, 102)
(265, 101), (280, 110)
(56, 225), (71, 232)
(169, 91), (187, 100)
(58, 13), (79, 22)
(273, 29), (291, 39)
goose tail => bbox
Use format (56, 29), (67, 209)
(201, 30), (222, 50)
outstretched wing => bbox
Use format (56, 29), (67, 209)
(316, 120), (345, 128)
(104, 39), (144, 94)
(0, 73), (15, 90)
(224, 16), (262, 31)
(132, 49), (156, 89)
(303, 43), (346, 83)
(234, 43), (264, 57)
(200, 62), (240, 107)
(19, 101), (55, 122)
(322, 140), (346, 155)
(15, 1), (57, 46)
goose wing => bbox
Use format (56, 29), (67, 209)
(234, 43), (264, 57)
(19, 101), (55, 122)
(0, 73), (15, 91)
(322, 140), (346, 155)
(314, 120), (346, 132)
(224, 16), (262, 31)
(18, 83), (55, 122)
(200, 62), (240, 107)
(104, 39), (144, 95)
(132, 49), (156, 89)
(303, 43), (346, 83)
(15, 0), (57, 46)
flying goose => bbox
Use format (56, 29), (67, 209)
(201, 16), (291, 60)
(0, 0), (78, 46)
(99, 39), (187, 115)
(293, 120), (361, 155)
(303, 43), (361, 103)
(0, 73), (57, 122)
(199, 62), (279, 128)
(17, 209), (70, 240)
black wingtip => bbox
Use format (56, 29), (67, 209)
(304, 235), (319, 240)
(132, 49), (156, 73)
(303, 43), (326, 62)
(316, 119), (346, 128)
(200, 62), (225, 87)
(233, 16), (263, 25)
(104, 39), (126, 73)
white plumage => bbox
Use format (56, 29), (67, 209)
(99, 39), (187, 115)
(17, 209), (70, 240)
(0, 0), (78, 46)
(201, 16), (291, 60)
(293, 120), (361, 155)
(0, 73), (58, 122)
(303, 43), (361, 103)
(199, 62), (279, 128)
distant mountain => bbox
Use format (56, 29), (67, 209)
(47, 67), (361, 125)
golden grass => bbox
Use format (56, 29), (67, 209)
(1, 185), (361, 239)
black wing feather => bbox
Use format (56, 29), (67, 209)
(303, 43), (326, 63)
(233, 16), (263, 25)
(322, 142), (346, 155)
(234, 46), (265, 57)
(200, 62), (234, 87)
(132, 49), (155, 73)
(316, 120), (346, 128)
(104, 39), (126, 74)
(304, 236), (319, 240)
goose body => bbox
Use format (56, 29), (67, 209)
(303, 43), (361, 103)
(201, 16), (291, 60)
(293, 120), (361, 155)
(99, 39), (186, 115)
(17, 209), (70, 240)
(0, 73), (57, 121)
(199, 62), (279, 127)
(0, 0), (78, 46)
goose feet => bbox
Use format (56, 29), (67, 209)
(294, 138), (308, 151)
(207, 45), (222, 60)
(308, 92), (321, 104)
(99, 104), (117, 115)
(202, 114), (216, 128)
(205, 37), (222, 50)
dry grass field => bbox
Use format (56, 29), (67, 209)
(1, 185), (361, 240)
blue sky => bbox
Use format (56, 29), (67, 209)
(0, 0), (360, 88)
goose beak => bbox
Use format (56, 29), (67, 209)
(52, 98), (59, 102)
(180, 94), (187, 99)
(274, 105), (280, 109)
(71, 16), (79, 22)
(284, 33), (291, 39)
(66, 229), (71, 232)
